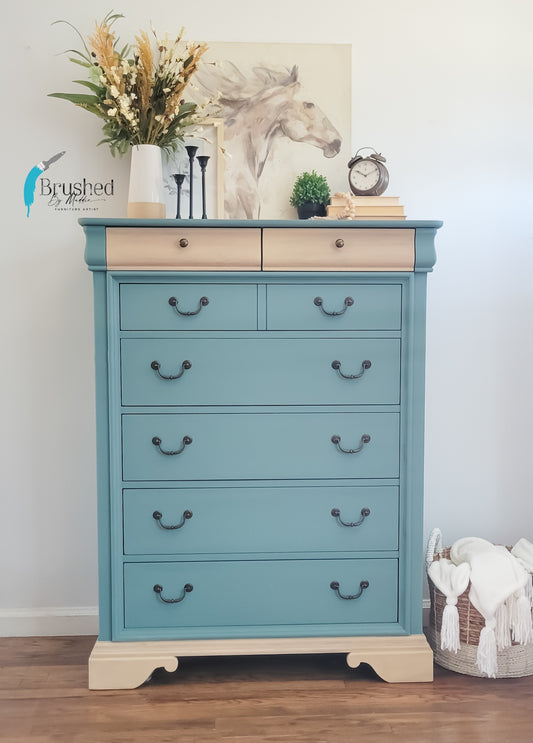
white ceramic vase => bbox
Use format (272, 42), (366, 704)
(127, 144), (166, 218)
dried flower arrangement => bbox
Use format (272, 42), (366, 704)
(49, 11), (213, 156)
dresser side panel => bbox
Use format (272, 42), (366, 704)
(399, 272), (429, 634)
(92, 271), (112, 640)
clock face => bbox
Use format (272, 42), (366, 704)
(349, 159), (381, 192)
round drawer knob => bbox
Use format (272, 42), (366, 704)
(178, 238), (189, 248)
(335, 238), (344, 248)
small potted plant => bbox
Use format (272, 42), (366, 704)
(289, 170), (330, 219)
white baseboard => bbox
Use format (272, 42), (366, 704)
(0, 607), (99, 637)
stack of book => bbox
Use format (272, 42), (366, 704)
(327, 193), (406, 220)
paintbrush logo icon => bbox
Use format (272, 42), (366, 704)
(24, 151), (66, 217)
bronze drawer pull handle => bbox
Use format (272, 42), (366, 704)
(168, 296), (209, 316)
(152, 435), (193, 456)
(335, 238), (344, 248)
(151, 359), (192, 380)
(153, 583), (193, 604)
(178, 238), (189, 248)
(331, 359), (371, 379)
(331, 434), (370, 454)
(330, 580), (369, 600)
(331, 507), (371, 527)
(153, 509), (193, 530)
(314, 296), (354, 316)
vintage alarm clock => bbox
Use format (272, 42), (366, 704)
(347, 147), (390, 196)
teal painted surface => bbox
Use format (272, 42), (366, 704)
(120, 283), (258, 330)
(83, 225), (106, 271)
(123, 558), (398, 630)
(82, 220), (440, 645)
(266, 284), (402, 330)
(414, 228), (439, 272)
(122, 411), (400, 482)
(92, 272), (112, 640)
(399, 272), (429, 634)
(123, 485), (399, 555)
(80, 217), (442, 232)
(120, 338), (401, 407)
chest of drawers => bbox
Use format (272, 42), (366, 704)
(82, 218), (440, 689)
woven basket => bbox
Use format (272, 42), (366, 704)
(426, 529), (533, 678)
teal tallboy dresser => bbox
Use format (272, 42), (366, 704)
(81, 218), (440, 689)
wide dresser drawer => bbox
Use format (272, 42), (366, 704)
(122, 412), (400, 481)
(123, 558), (399, 629)
(266, 284), (402, 330)
(120, 338), (401, 406)
(107, 227), (262, 270)
(123, 485), (399, 555)
(120, 283), (258, 330)
(262, 228), (414, 271)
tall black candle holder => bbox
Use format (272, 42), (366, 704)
(172, 173), (186, 219)
(197, 155), (210, 219)
(185, 145), (198, 219)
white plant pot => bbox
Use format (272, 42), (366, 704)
(127, 144), (166, 218)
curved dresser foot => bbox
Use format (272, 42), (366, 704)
(89, 641), (179, 690)
(346, 635), (434, 682)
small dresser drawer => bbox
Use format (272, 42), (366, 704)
(120, 283), (257, 330)
(123, 558), (398, 630)
(266, 284), (402, 330)
(107, 227), (261, 270)
(122, 411), (400, 481)
(120, 338), (401, 406)
(263, 228), (414, 271)
(123, 485), (399, 555)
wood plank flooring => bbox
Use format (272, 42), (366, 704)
(1, 635), (532, 742)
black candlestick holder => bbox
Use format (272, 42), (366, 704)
(197, 155), (210, 219)
(172, 173), (186, 219)
(185, 145), (198, 219)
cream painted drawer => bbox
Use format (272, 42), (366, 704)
(262, 228), (414, 271)
(106, 227), (261, 270)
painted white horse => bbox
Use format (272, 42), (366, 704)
(197, 63), (342, 218)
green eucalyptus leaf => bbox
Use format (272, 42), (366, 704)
(48, 92), (101, 105)
(67, 56), (92, 68)
(73, 80), (104, 94)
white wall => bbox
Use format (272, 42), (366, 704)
(3, 0), (533, 634)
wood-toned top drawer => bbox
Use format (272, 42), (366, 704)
(123, 558), (398, 630)
(120, 338), (401, 406)
(107, 228), (261, 270)
(120, 283), (257, 330)
(121, 411), (400, 482)
(123, 486), (399, 555)
(263, 228), (414, 271)
(266, 284), (401, 330)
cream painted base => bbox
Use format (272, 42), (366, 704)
(127, 202), (166, 219)
(88, 635), (433, 689)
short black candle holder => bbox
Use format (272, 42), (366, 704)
(197, 155), (210, 219)
(172, 173), (186, 219)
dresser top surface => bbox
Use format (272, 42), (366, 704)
(79, 218), (442, 230)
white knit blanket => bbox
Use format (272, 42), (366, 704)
(427, 558), (470, 652)
(428, 532), (533, 677)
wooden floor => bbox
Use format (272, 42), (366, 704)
(1, 636), (532, 743)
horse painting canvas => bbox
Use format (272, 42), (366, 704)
(195, 43), (351, 219)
